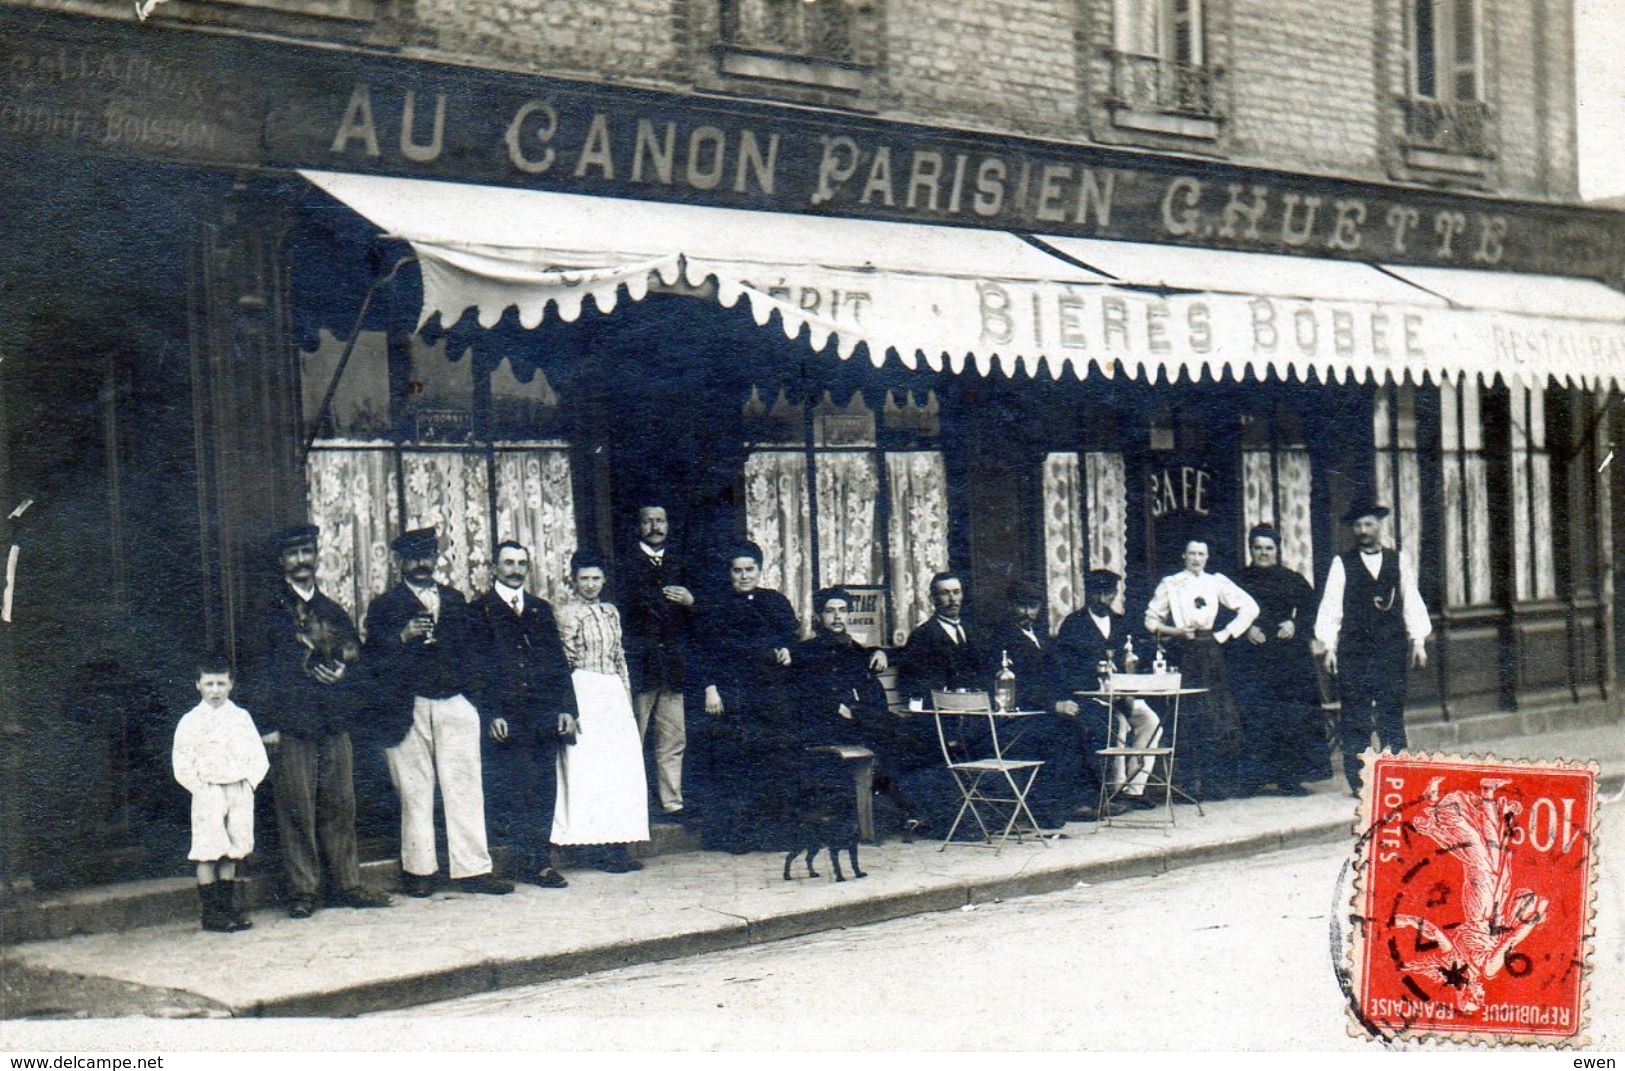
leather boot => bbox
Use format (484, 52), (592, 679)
(227, 880), (254, 931)
(199, 883), (234, 932)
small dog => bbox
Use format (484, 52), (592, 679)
(293, 600), (360, 678)
(781, 759), (867, 883)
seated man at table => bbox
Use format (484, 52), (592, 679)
(984, 580), (1098, 828)
(795, 587), (928, 833)
(1054, 569), (1162, 811)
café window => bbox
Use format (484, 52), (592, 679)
(1042, 452), (1128, 631)
(1440, 377), (1492, 608)
(1240, 404), (1314, 582)
(301, 331), (578, 627)
(743, 387), (944, 643)
(1109, 0), (1224, 136)
(1510, 381), (1556, 602)
(1402, 0), (1493, 163)
(1373, 384), (1424, 576)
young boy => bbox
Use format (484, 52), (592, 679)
(172, 657), (270, 932)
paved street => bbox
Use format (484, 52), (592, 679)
(372, 801), (1625, 1052)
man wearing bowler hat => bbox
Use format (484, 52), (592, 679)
(251, 524), (392, 918)
(364, 527), (511, 897)
(1314, 499), (1432, 795)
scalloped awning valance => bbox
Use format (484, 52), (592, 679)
(302, 169), (1625, 389)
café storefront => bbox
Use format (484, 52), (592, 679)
(4, 6), (1625, 888)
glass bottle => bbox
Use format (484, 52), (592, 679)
(1122, 636), (1140, 673)
(994, 649), (1018, 712)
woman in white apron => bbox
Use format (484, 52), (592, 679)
(552, 548), (651, 872)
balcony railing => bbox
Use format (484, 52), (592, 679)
(721, 0), (857, 63)
(1109, 51), (1223, 119)
(1402, 98), (1494, 159)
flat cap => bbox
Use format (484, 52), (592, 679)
(390, 526), (439, 558)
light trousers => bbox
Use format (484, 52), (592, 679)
(634, 686), (686, 813)
(1112, 699), (1163, 795)
(384, 694), (493, 879)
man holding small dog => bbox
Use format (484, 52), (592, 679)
(249, 524), (391, 919)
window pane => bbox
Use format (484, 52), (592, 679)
(1532, 452), (1555, 599)
(1043, 453), (1087, 632)
(1085, 451), (1129, 577)
(308, 447), (398, 628)
(300, 330), (392, 440)
(815, 452), (880, 589)
(1275, 449), (1315, 581)
(886, 452), (950, 647)
(1513, 443), (1531, 601)
(1443, 457), (1466, 606)
(1415, 0), (1438, 97)
(745, 450), (814, 632)
(493, 449), (578, 608)
(1466, 454), (1491, 605)
(402, 450), (491, 595)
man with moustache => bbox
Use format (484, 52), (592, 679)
(1314, 500), (1431, 796)
(363, 527), (511, 897)
(474, 539), (577, 889)
(251, 525), (392, 918)
(1053, 569), (1162, 812)
(795, 587), (925, 830)
(896, 571), (985, 703)
(621, 504), (695, 822)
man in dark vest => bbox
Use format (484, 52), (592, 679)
(1313, 500), (1432, 796)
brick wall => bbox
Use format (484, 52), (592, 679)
(406, 0), (683, 82)
(1225, 0), (1384, 180)
(882, 0), (1083, 140)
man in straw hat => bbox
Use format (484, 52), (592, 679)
(1313, 499), (1432, 796)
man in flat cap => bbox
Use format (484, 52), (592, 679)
(1314, 500), (1432, 795)
(249, 524), (390, 918)
(364, 527), (512, 897)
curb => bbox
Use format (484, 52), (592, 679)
(248, 817), (1356, 1018)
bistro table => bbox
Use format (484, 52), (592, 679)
(1075, 674), (1208, 828)
(923, 690), (1051, 851)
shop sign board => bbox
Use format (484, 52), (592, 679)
(4, 7), (1625, 285)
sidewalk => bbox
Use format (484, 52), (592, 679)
(3, 719), (1621, 1020)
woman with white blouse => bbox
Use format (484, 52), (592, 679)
(1144, 538), (1260, 802)
(552, 548), (651, 872)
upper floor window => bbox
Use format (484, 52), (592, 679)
(722, 0), (856, 62)
(1108, 0), (1224, 138)
(1403, 0), (1493, 165)
(715, 0), (873, 94)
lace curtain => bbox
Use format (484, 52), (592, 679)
(493, 449), (578, 606)
(309, 446), (398, 627)
(403, 451), (492, 596)
(1044, 452), (1127, 628)
(1085, 452), (1128, 577)
(307, 444), (576, 632)
(886, 451), (950, 647)
(1374, 387), (1423, 579)
(816, 452), (881, 591)
(1241, 448), (1315, 582)
(1042, 453), (1087, 633)
(744, 450), (814, 631)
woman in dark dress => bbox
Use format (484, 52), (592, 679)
(1232, 524), (1333, 795)
(694, 541), (801, 853)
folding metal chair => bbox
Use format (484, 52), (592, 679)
(1092, 671), (1197, 828)
(929, 689), (1047, 850)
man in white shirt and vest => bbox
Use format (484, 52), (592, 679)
(1314, 499), (1431, 796)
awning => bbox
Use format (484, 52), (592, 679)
(302, 169), (1625, 389)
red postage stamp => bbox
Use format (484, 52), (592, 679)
(1345, 752), (1598, 1046)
